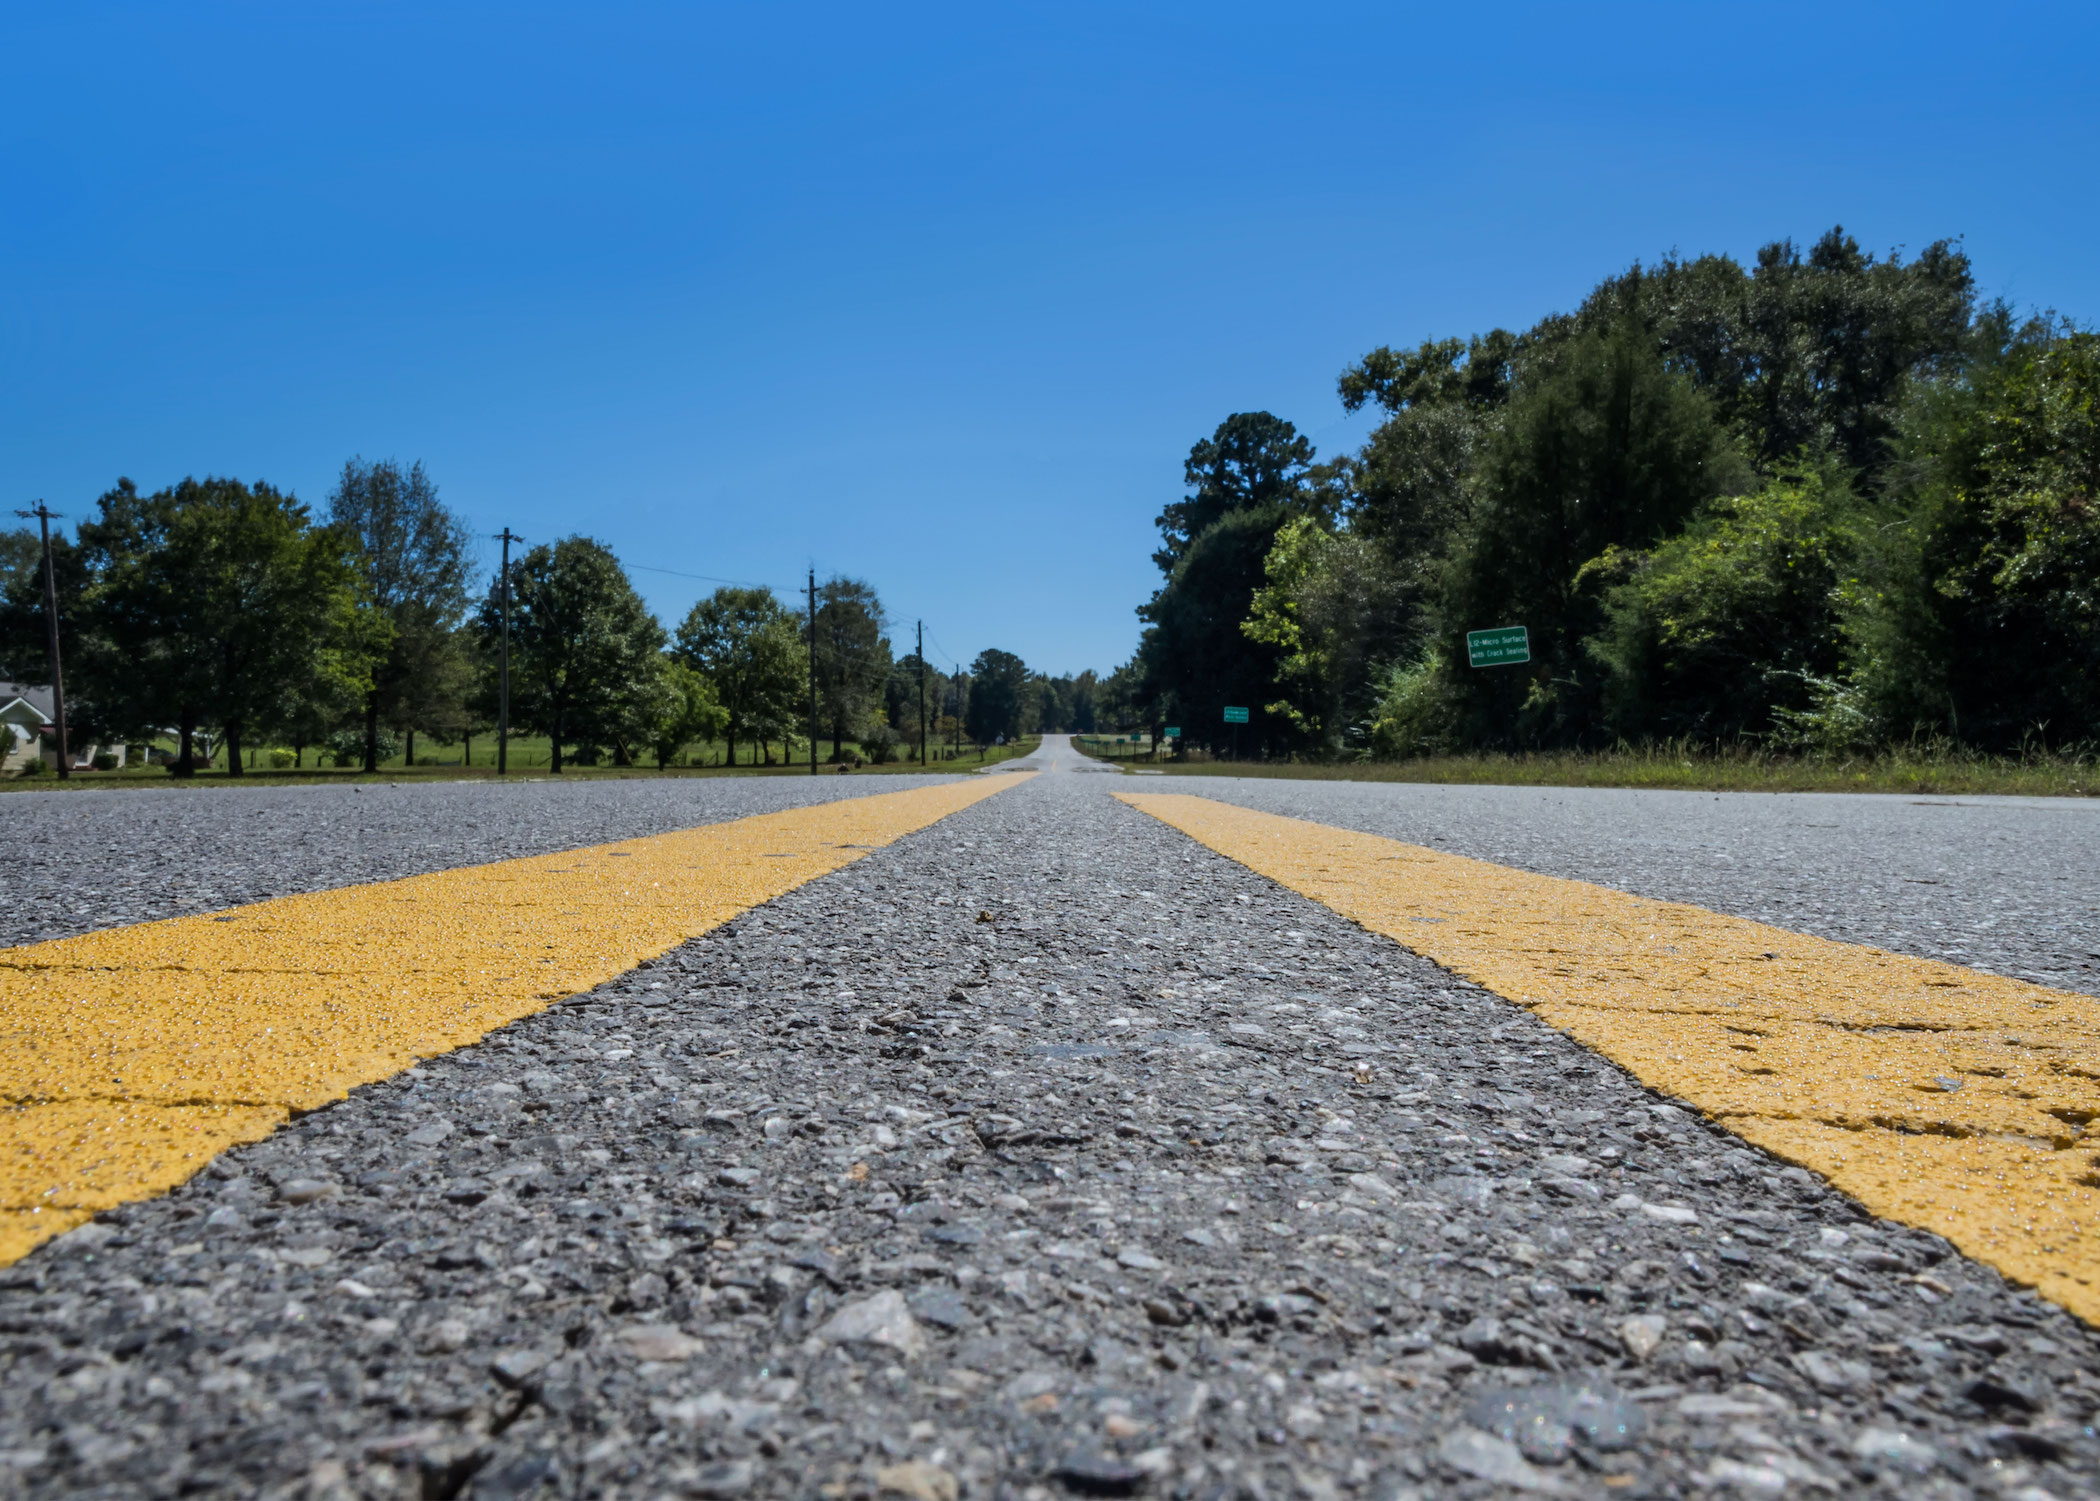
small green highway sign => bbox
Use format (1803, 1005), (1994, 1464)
(1222, 705), (1250, 724)
(1466, 625), (1531, 667)
(1163, 726), (1180, 738)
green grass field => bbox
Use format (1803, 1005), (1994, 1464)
(1076, 739), (2100, 797)
(2, 734), (1041, 790)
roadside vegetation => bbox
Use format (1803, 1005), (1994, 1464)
(1095, 227), (2100, 784)
(0, 734), (1042, 791)
(0, 454), (1086, 783)
(16, 225), (2093, 799)
(1076, 737), (2098, 797)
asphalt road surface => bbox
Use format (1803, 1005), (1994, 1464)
(0, 772), (966, 949)
(1, 742), (2095, 1499)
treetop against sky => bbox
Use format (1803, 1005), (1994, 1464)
(1, 3), (2093, 674)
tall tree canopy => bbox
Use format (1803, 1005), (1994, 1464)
(479, 537), (664, 772)
(1243, 517), (1410, 751)
(1588, 461), (1863, 743)
(644, 658), (730, 769)
(1112, 225), (2049, 758)
(809, 576), (891, 758)
(1152, 412), (1317, 574)
(84, 477), (368, 774)
(0, 524), (94, 734)
(675, 586), (807, 765)
(328, 457), (473, 771)
(964, 648), (1030, 744)
(1145, 505), (1292, 754)
(1573, 229), (1974, 477)
(885, 652), (951, 751)
(1858, 320), (2100, 747)
(1441, 316), (1742, 744)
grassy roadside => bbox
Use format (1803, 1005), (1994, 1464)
(0, 736), (1042, 792)
(1080, 742), (2100, 797)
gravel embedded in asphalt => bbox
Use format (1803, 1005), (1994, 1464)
(0, 774), (964, 948)
(1, 747), (2095, 1499)
(1147, 777), (2100, 998)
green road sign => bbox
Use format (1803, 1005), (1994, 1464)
(1222, 705), (1250, 723)
(1163, 726), (1180, 738)
(1466, 625), (1531, 667)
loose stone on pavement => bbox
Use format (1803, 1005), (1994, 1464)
(1, 742), (2095, 1498)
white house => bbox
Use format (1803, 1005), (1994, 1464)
(0, 682), (128, 772)
(0, 683), (52, 772)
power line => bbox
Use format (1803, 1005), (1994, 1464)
(622, 561), (795, 592)
(503, 545), (978, 685)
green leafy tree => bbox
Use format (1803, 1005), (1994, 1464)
(741, 615), (810, 763)
(1439, 316), (1744, 745)
(1140, 414), (1349, 755)
(478, 537), (666, 772)
(0, 527), (84, 680)
(1588, 461), (1863, 742)
(1153, 412), (1318, 575)
(964, 648), (1030, 743)
(1033, 674), (1072, 734)
(1575, 229), (1975, 478)
(1337, 337), (1515, 664)
(810, 576), (891, 758)
(645, 657), (730, 768)
(1145, 505), (1291, 754)
(675, 587), (807, 765)
(329, 458), (473, 772)
(393, 625), (480, 764)
(1029, 669), (1097, 733)
(1244, 516), (1412, 753)
(1098, 635), (1166, 737)
(84, 477), (370, 775)
(1856, 320), (2100, 746)
(885, 652), (952, 755)
(1339, 330), (1523, 419)
(0, 524), (112, 747)
(1068, 669), (1098, 733)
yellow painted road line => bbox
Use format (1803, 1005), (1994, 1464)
(0, 776), (1030, 1263)
(1118, 791), (2100, 1324)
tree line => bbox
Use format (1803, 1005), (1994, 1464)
(0, 459), (1092, 774)
(1107, 227), (2099, 757)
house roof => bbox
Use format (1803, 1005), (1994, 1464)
(0, 683), (55, 723)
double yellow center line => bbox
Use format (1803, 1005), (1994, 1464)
(1121, 792), (2100, 1326)
(11, 774), (2094, 1329)
(0, 777), (1027, 1263)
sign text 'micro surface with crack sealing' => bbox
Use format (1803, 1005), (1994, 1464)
(1118, 790), (2100, 1325)
(0, 774), (1031, 1264)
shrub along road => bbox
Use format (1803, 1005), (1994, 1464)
(0, 739), (2094, 1498)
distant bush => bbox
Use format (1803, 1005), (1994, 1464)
(91, 751), (119, 771)
(325, 728), (398, 767)
(861, 724), (903, 764)
(268, 747), (296, 769)
(1366, 659), (1452, 758)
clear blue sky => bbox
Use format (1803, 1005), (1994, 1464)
(4, 3), (2094, 677)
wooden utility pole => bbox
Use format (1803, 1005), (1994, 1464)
(496, 528), (520, 774)
(807, 569), (818, 775)
(14, 504), (68, 778)
(916, 620), (926, 765)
